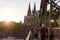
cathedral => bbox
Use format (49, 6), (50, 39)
(24, 3), (40, 27)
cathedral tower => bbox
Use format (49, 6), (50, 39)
(27, 2), (31, 16)
(32, 3), (37, 16)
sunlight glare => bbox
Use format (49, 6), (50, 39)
(1, 21), (14, 27)
(0, 7), (18, 22)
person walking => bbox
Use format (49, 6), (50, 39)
(30, 27), (34, 40)
(33, 27), (39, 40)
(48, 26), (54, 40)
(40, 24), (48, 40)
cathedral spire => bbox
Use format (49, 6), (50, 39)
(33, 2), (37, 16)
(27, 2), (31, 16)
(34, 2), (36, 12)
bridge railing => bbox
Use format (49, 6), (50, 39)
(25, 30), (31, 40)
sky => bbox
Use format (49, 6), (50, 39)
(0, 0), (59, 23)
(0, 0), (41, 23)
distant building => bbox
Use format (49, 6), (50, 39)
(24, 3), (40, 27)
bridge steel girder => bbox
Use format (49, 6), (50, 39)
(40, 0), (60, 27)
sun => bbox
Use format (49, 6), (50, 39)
(0, 7), (18, 22)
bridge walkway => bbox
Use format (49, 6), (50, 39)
(26, 30), (60, 40)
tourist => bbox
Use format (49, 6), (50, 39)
(30, 27), (34, 39)
(48, 26), (54, 40)
(32, 26), (39, 40)
(40, 24), (48, 40)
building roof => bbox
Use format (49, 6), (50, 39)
(24, 16), (35, 20)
